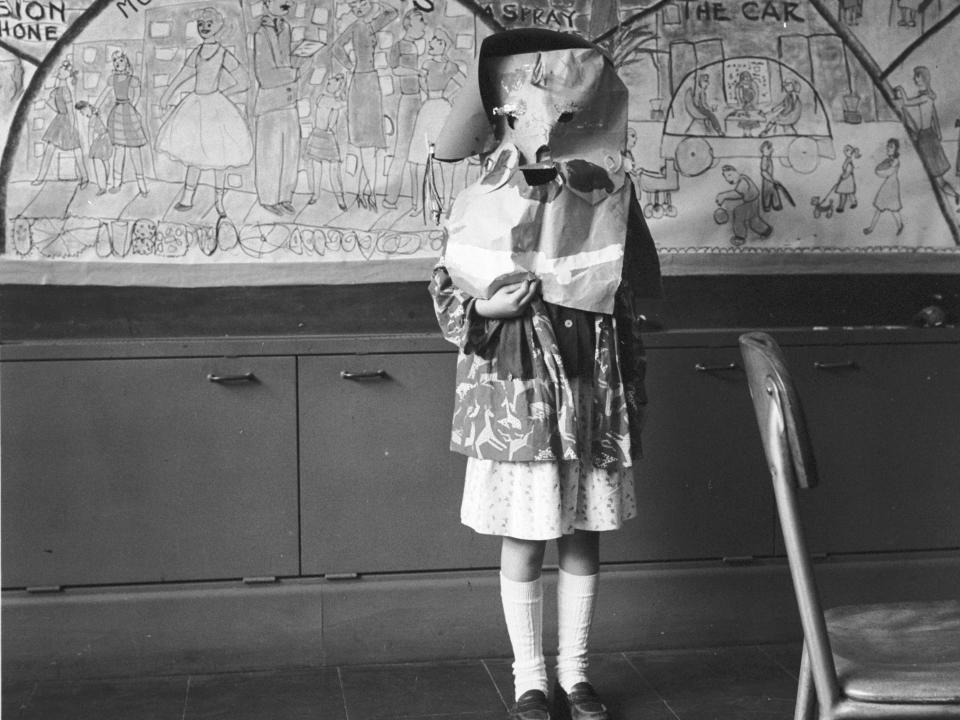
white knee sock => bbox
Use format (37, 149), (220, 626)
(556, 569), (598, 693)
(500, 573), (548, 700)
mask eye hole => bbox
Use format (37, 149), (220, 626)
(506, 114), (518, 130)
(557, 111), (575, 123)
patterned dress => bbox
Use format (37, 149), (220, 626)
(106, 73), (148, 148)
(430, 186), (662, 540)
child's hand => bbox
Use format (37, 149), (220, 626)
(474, 279), (540, 319)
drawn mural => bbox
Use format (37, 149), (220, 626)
(1, 0), (959, 284)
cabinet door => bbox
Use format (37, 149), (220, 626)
(1, 357), (299, 588)
(781, 343), (960, 554)
(298, 353), (499, 575)
(601, 347), (775, 562)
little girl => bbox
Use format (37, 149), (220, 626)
(76, 101), (112, 194)
(304, 72), (347, 210)
(835, 144), (860, 212)
(430, 29), (661, 720)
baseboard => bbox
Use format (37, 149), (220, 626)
(4, 552), (958, 682)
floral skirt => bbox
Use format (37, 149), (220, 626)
(460, 379), (637, 540)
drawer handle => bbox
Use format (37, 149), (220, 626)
(207, 372), (257, 384)
(341, 369), (388, 380)
(695, 362), (740, 372)
(813, 361), (858, 370)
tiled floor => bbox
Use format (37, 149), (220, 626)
(2, 643), (802, 720)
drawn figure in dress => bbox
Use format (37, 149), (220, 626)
(896, 66), (960, 206)
(156, 7), (254, 218)
(75, 101), (112, 194)
(863, 138), (904, 236)
(32, 59), (88, 188)
(408, 28), (465, 216)
(759, 80), (802, 136)
(759, 140), (793, 212)
(834, 144), (860, 212)
(691, 73), (723, 136)
(715, 164), (772, 246)
(733, 70), (759, 115)
(96, 51), (149, 195)
(305, 72), (348, 210)
(332, 0), (399, 211)
(383, 8), (427, 210)
(252, 0), (302, 216)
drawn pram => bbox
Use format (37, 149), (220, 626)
(661, 57), (835, 179)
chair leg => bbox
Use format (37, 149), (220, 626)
(794, 642), (817, 720)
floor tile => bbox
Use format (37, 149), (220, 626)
(757, 642), (804, 679)
(183, 668), (345, 720)
(625, 646), (797, 720)
(485, 653), (676, 720)
(339, 660), (504, 720)
(17, 675), (189, 720)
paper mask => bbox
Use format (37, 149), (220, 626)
(437, 30), (632, 314)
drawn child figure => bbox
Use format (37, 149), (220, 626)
(32, 59), (88, 188)
(75, 101), (112, 194)
(429, 30), (662, 720)
(897, 66), (960, 206)
(835, 144), (860, 212)
(97, 51), (149, 195)
(759, 140), (792, 212)
(155, 7), (254, 217)
(864, 138), (903, 236)
(408, 28), (465, 216)
(304, 72), (348, 210)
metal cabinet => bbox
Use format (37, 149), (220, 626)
(298, 353), (499, 575)
(1, 356), (299, 588)
(782, 343), (960, 555)
(602, 347), (775, 562)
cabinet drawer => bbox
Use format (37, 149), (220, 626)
(1, 357), (299, 588)
(782, 343), (960, 554)
(298, 353), (498, 575)
(602, 347), (775, 562)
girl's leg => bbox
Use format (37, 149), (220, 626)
(73, 149), (89, 185)
(500, 537), (549, 702)
(175, 166), (201, 210)
(308, 161), (320, 204)
(213, 169), (226, 218)
(893, 211), (904, 235)
(110, 149), (125, 191)
(328, 162), (347, 210)
(359, 147), (378, 209)
(131, 149), (147, 195)
(94, 159), (108, 193)
(863, 209), (881, 234)
(556, 531), (600, 693)
(33, 144), (56, 184)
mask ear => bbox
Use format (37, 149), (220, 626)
(434, 57), (494, 161)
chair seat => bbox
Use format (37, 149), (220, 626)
(826, 600), (960, 704)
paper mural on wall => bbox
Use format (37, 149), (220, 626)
(1, 0), (959, 284)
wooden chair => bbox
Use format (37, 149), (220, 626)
(738, 331), (960, 720)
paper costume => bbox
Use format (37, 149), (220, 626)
(435, 30), (630, 314)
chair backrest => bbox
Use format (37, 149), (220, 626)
(739, 332), (818, 489)
(738, 332), (841, 708)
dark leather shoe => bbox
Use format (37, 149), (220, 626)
(553, 681), (610, 720)
(509, 689), (551, 720)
